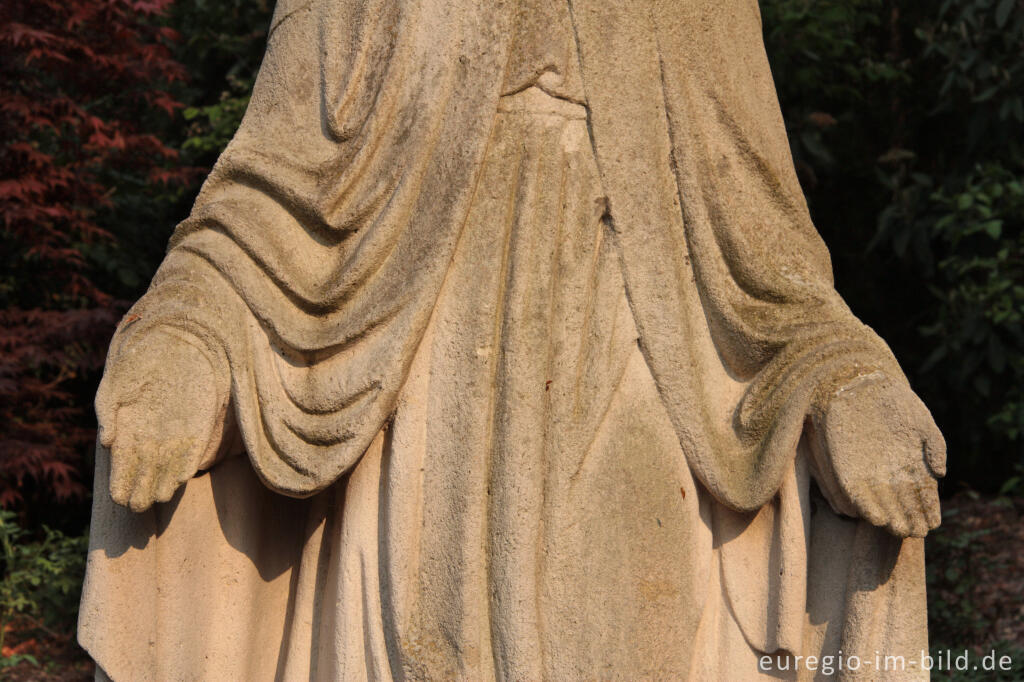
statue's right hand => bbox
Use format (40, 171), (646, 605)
(96, 325), (228, 512)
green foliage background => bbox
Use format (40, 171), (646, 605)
(88, 0), (273, 304)
(762, 0), (1024, 492)
(0, 510), (85, 666)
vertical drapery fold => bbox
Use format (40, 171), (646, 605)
(148, 0), (516, 495)
(571, 0), (906, 513)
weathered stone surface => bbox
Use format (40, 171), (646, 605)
(79, 0), (945, 679)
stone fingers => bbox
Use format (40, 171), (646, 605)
(128, 458), (157, 513)
(840, 477), (888, 529)
(108, 433), (142, 509)
(924, 427), (947, 478)
(806, 428), (859, 518)
(841, 468), (915, 537)
(155, 436), (204, 505)
(873, 483), (911, 537)
(109, 427), (202, 512)
(888, 454), (940, 538)
(917, 476), (942, 531)
(896, 479), (929, 538)
(96, 408), (117, 450)
(94, 373), (121, 449)
(896, 437), (943, 537)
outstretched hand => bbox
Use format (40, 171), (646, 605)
(96, 326), (229, 512)
(807, 372), (946, 538)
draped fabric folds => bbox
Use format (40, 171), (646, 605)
(119, 0), (904, 507)
(571, 0), (904, 512)
(81, 0), (927, 679)
(163, 0), (517, 495)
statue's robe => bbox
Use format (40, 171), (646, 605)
(79, 0), (929, 679)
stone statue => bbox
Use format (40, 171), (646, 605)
(78, 0), (946, 679)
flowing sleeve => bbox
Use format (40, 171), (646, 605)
(573, 0), (906, 511)
(109, 0), (514, 496)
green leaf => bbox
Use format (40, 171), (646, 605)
(982, 219), (1004, 238)
(998, 476), (1021, 495)
(972, 85), (1001, 102)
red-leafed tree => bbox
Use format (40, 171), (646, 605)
(0, 0), (189, 511)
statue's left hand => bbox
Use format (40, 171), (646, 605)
(96, 326), (229, 513)
(808, 373), (946, 538)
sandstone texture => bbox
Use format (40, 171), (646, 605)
(79, 0), (945, 679)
